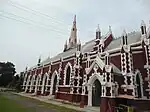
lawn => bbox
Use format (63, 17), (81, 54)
(0, 92), (81, 112)
(0, 94), (29, 112)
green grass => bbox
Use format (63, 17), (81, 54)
(0, 93), (81, 112)
(15, 95), (81, 112)
(0, 94), (29, 112)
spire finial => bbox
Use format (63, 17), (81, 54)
(96, 24), (100, 32)
(141, 20), (146, 26)
(38, 55), (41, 66)
(74, 15), (76, 23)
(123, 29), (127, 36)
(65, 40), (67, 45)
(78, 39), (81, 44)
(109, 26), (112, 33)
(25, 66), (28, 71)
(48, 52), (50, 58)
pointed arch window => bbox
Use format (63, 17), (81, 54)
(136, 73), (142, 98)
(65, 66), (71, 85)
(135, 70), (144, 98)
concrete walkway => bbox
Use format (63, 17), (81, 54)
(12, 92), (84, 112)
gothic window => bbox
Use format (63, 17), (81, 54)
(136, 73), (142, 98)
(66, 66), (71, 85)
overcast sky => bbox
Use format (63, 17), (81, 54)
(0, 0), (150, 73)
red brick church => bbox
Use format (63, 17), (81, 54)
(22, 16), (150, 112)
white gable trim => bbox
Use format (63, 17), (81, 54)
(86, 55), (105, 74)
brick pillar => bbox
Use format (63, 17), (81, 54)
(80, 95), (85, 108)
(100, 97), (116, 112)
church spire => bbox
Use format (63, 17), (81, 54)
(68, 15), (77, 49)
(73, 15), (76, 24)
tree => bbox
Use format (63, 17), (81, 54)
(0, 61), (16, 87)
(16, 74), (24, 91)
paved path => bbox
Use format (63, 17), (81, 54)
(0, 92), (59, 112)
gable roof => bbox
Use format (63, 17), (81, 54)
(29, 31), (142, 70)
(106, 31), (141, 50)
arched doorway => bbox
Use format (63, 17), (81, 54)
(52, 75), (57, 95)
(87, 73), (103, 107)
(136, 73), (142, 98)
(92, 79), (101, 106)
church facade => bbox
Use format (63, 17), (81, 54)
(22, 16), (150, 112)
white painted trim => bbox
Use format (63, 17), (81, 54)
(62, 57), (76, 62)
(50, 70), (58, 95)
(58, 85), (71, 87)
(110, 53), (121, 57)
(63, 62), (72, 85)
(132, 51), (143, 54)
(87, 73), (106, 106)
(131, 46), (142, 50)
(51, 62), (60, 65)
(51, 54), (75, 64)
(41, 73), (49, 94)
(86, 55), (105, 74)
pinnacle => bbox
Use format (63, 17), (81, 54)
(96, 24), (100, 32)
(74, 15), (76, 23)
(65, 40), (67, 45)
(78, 39), (81, 44)
(109, 26), (112, 33)
(141, 20), (146, 26)
(122, 29), (127, 36)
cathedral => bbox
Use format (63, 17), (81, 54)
(22, 16), (150, 112)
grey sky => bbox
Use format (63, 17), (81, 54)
(0, 0), (150, 73)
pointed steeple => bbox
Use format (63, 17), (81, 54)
(68, 15), (77, 49)
(96, 24), (101, 39)
(73, 15), (76, 24)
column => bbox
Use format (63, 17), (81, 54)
(88, 85), (92, 106)
(34, 77), (38, 94)
(41, 76), (46, 95)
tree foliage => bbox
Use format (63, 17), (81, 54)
(0, 62), (16, 87)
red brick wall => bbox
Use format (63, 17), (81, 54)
(51, 64), (59, 73)
(43, 66), (49, 74)
(56, 93), (73, 102)
(110, 54), (121, 70)
(58, 87), (70, 93)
